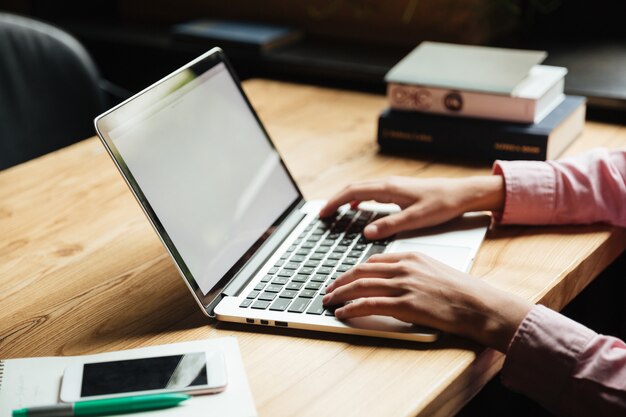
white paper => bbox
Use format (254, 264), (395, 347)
(0, 338), (256, 417)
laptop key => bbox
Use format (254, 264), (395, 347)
(251, 300), (271, 309)
(336, 265), (351, 272)
(265, 284), (283, 293)
(305, 282), (322, 291)
(279, 289), (298, 299)
(261, 275), (273, 283)
(272, 276), (289, 285)
(286, 282), (303, 291)
(284, 262), (300, 270)
(268, 267), (279, 274)
(239, 299), (253, 308)
(258, 292), (277, 301)
(317, 267), (333, 275)
(311, 275), (327, 283)
(269, 297), (291, 311)
(309, 252), (324, 260)
(299, 267), (315, 275)
(364, 244), (387, 259)
(292, 274), (308, 283)
(306, 296), (325, 315)
(300, 289), (316, 298)
(254, 283), (266, 291)
(247, 291), (260, 299)
(277, 269), (295, 277)
(288, 297), (311, 313)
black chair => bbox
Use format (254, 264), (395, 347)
(0, 13), (108, 170)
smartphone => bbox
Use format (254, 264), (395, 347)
(60, 351), (227, 402)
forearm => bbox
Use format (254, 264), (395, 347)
(502, 305), (626, 416)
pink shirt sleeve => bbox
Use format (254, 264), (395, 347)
(501, 305), (626, 416)
(492, 148), (626, 227)
(492, 149), (626, 415)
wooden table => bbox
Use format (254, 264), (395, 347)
(1, 79), (625, 417)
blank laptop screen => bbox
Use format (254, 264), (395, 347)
(106, 62), (299, 295)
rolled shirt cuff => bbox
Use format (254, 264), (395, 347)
(492, 160), (557, 224)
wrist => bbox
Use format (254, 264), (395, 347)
(459, 176), (505, 214)
(470, 285), (533, 352)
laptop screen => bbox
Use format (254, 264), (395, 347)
(97, 54), (300, 300)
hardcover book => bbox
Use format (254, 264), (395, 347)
(387, 65), (567, 123)
(384, 42), (547, 95)
(171, 20), (302, 52)
(378, 95), (586, 161)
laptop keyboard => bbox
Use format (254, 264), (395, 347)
(239, 209), (391, 316)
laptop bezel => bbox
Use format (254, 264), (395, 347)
(94, 47), (305, 313)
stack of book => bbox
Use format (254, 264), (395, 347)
(379, 42), (586, 161)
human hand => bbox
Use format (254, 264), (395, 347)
(322, 252), (532, 352)
(319, 176), (504, 240)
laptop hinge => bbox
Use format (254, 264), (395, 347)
(205, 200), (307, 316)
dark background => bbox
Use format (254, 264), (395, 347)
(2, 0), (625, 103)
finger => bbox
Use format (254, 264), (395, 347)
(327, 262), (400, 293)
(366, 252), (414, 264)
(319, 181), (394, 218)
(333, 297), (399, 320)
(323, 278), (400, 306)
(363, 210), (416, 239)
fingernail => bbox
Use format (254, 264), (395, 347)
(364, 224), (377, 236)
(322, 294), (331, 304)
(326, 283), (334, 293)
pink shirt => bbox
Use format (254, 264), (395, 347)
(492, 148), (626, 416)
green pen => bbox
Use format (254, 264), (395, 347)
(12, 393), (190, 417)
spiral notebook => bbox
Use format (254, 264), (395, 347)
(0, 338), (256, 417)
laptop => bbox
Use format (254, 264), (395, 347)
(94, 48), (489, 342)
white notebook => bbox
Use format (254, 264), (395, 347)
(0, 338), (256, 417)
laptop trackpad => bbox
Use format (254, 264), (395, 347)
(345, 315), (434, 335)
(386, 242), (472, 271)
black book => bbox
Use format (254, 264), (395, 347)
(378, 95), (586, 161)
(171, 20), (302, 53)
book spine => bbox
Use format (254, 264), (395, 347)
(387, 83), (536, 123)
(377, 111), (548, 161)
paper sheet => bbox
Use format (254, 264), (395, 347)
(0, 337), (256, 417)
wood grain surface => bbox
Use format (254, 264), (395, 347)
(1, 79), (624, 417)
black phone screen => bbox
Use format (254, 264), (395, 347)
(80, 352), (208, 397)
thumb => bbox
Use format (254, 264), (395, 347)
(363, 210), (414, 240)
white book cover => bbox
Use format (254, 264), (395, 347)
(0, 338), (257, 417)
(385, 41), (547, 95)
